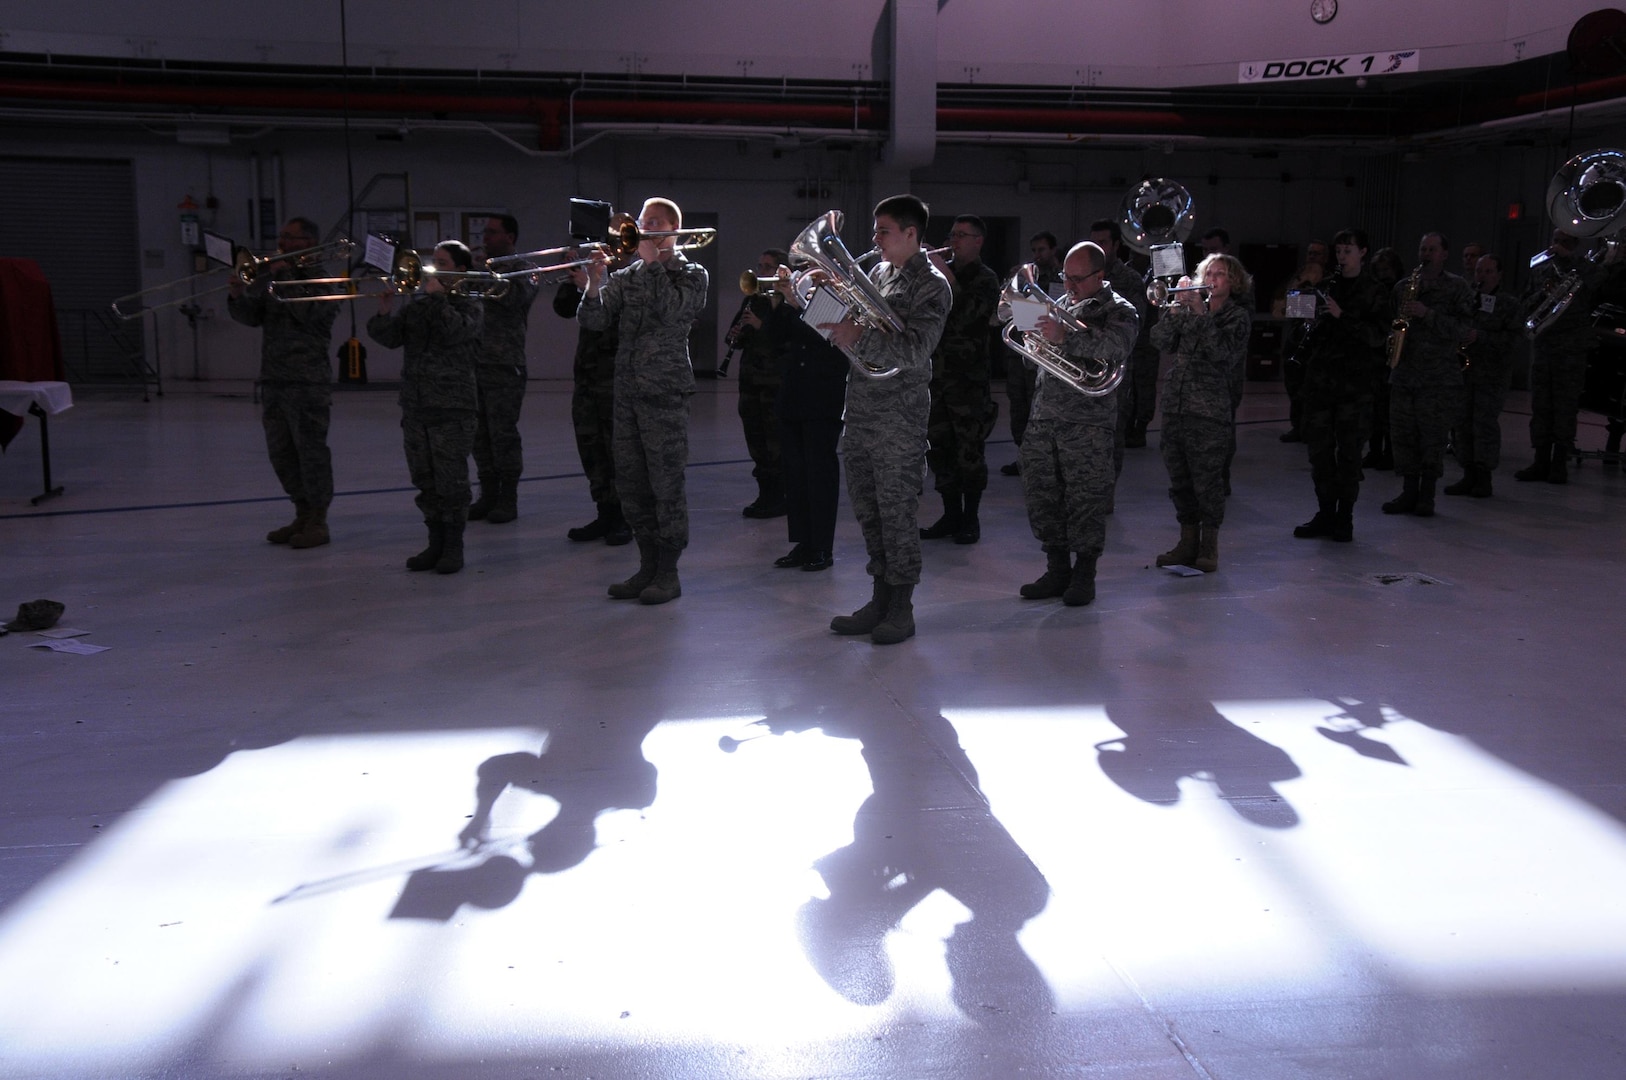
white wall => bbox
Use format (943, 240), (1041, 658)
(2, 0), (1608, 86)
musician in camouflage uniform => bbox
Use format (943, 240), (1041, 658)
(227, 217), (339, 550)
(554, 273), (629, 544)
(577, 197), (709, 605)
(1018, 241), (1139, 607)
(1291, 229), (1389, 543)
(732, 248), (791, 518)
(1516, 229), (1611, 484)
(999, 232), (1061, 477)
(366, 241), (485, 574)
(821, 194), (952, 645)
(1382, 233), (1475, 517)
(921, 215), (1001, 544)
(1445, 252), (1522, 498)
(1089, 220), (1151, 480)
(468, 215), (539, 525)
(1150, 253), (1254, 572)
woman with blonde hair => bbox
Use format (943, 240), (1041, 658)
(1149, 253), (1253, 573)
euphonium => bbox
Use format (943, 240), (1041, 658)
(788, 210), (904, 380)
(1386, 266), (1420, 368)
(998, 265), (1122, 397)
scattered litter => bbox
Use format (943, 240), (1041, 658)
(28, 639), (110, 655)
(1367, 572), (1450, 587)
(1164, 565), (1204, 577)
(35, 627), (90, 639)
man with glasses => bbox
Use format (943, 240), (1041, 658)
(1018, 241), (1138, 607)
(227, 217), (340, 550)
(920, 215), (1002, 544)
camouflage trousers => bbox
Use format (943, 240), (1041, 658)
(571, 383), (617, 508)
(1528, 341), (1589, 450)
(1160, 413), (1231, 527)
(260, 383), (334, 512)
(1390, 382), (1460, 479)
(1456, 362), (1512, 469)
(615, 390), (690, 550)
(737, 367), (783, 483)
(1020, 417), (1115, 559)
(926, 381), (998, 495)
(472, 368), (527, 482)
(402, 407), (476, 524)
(842, 421), (928, 585)
(1303, 395), (1371, 505)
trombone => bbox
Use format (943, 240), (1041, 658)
(604, 211), (716, 257)
(270, 248), (509, 303)
(111, 238), (353, 319)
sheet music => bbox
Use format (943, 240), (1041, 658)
(202, 232), (235, 268)
(1007, 296), (1049, 332)
(363, 233), (399, 273)
(800, 286), (851, 341)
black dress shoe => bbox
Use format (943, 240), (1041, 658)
(774, 545), (809, 568)
(800, 550), (834, 572)
(1000, 460), (1021, 476)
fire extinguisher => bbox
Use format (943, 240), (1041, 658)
(337, 338), (368, 384)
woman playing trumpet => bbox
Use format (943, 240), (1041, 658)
(1150, 254), (1253, 572)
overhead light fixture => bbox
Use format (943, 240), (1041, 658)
(175, 127), (231, 147)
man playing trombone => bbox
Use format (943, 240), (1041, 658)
(227, 217), (341, 550)
(821, 194), (952, 644)
(576, 197), (710, 605)
(468, 215), (540, 526)
(1017, 241), (1138, 606)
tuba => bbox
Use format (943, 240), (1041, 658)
(789, 210), (904, 380)
(1387, 266), (1420, 368)
(998, 264), (1122, 397)
(1525, 148), (1626, 338)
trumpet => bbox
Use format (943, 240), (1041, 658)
(112, 238), (353, 319)
(1146, 280), (1212, 309)
(788, 210), (903, 380)
(740, 267), (792, 295)
(999, 265), (1122, 397)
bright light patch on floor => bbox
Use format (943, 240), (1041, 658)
(950, 700), (1626, 1001)
(0, 719), (923, 1075)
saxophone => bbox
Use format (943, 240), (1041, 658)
(1386, 266), (1420, 368)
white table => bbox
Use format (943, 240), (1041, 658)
(0, 380), (73, 505)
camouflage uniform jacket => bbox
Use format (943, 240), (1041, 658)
(931, 259), (1001, 384)
(1030, 285), (1139, 431)
(367, 292), (484, 411)
(1390, 270), (1475, 389)
(1152, 299), (1252, 423)
(576, 253), (709, 399)
(844, 251), (953, 429)
(226, 264), (339, 385)
(476, 271), (539, 377)
(1463, 283), (1523, 382)
(553, 281), (617, 390)
(1300, 268), (1389, 402)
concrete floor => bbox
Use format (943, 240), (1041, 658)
(2, 377), (1624, 1080)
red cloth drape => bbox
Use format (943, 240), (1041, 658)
(0, 258), (67, 450)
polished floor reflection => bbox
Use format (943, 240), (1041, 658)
(2, 380), (1624, 1080)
